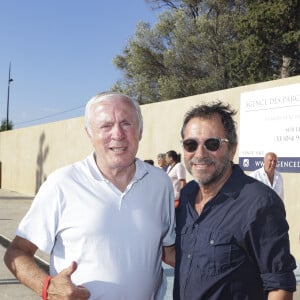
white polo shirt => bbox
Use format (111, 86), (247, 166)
(17, 154), (175, 300)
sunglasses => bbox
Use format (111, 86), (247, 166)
(182, 138), (229, 153)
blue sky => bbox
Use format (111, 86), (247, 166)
(0, 0), (158, 128)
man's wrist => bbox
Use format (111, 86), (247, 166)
(42, 275), (52, 300)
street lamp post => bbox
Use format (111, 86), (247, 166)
(6, 62), (13, 130)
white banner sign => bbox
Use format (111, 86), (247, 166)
(239, 83), (300, 173)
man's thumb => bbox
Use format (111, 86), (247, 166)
(61, 261), (78, 277)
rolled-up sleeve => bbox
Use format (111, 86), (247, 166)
(246, 189), (296, 292)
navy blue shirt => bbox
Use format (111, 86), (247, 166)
(174, 165), (296, 300)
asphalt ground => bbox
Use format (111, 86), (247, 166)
(0, 188), (298, 299)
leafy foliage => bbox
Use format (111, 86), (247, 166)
(112, 0), (300, 103)
(0, 119), (13, 131)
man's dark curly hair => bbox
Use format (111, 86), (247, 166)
(181, 101), (238, 149)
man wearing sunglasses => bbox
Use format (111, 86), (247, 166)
(173, 101), (296, 300)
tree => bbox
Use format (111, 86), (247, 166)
(0, 119), (13, 131)
(112, 0), (300, 102)
(113, 1), (240, 102)
(231, 0), (300, 85)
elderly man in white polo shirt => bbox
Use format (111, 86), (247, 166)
(4, 92), (175, 300)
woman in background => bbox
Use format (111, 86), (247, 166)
(166, 150), (186, 207)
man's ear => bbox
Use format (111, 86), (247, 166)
(230, 143), (238, 161)
(85, 127), (92, 138)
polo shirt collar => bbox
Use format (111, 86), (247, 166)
(87, 152), (147, 183)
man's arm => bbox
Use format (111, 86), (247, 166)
(4, 236), (46, 295)
(179, 178), (186, 190)
(162, 245), (175, 268)
(4, 236), (90, 299)
(268, 289), (293, 300)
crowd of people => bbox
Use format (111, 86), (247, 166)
(4, 92), (295, 300)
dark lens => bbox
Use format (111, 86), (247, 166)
(204, 138), (220, 151)
(183, 139), (198, 152)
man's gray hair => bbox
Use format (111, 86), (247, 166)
(85, 92), (143, 135)
(157, 153), (166, 160)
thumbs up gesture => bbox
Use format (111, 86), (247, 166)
(47, 261), (90, 299)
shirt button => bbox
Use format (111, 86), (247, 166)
(210, 239), (215, 245)
(187, 254), (192, 259)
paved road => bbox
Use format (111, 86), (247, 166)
(0, 188), (299, 299)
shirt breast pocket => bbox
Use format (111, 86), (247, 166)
(202, 230), (247, 276)
(177, 227), (245, 276)
(176, 226), (196, 252)
(206, 231), (234, 275)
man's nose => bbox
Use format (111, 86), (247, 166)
(112, 124), (125, 139)
(194, 142), (208, 156)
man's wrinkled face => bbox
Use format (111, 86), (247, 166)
(87, 97), (142, 171)
(157, 157), (166, 168)
(182, 114), (236, 186)
(264, 154), (278, 173)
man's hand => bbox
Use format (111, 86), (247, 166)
(47, 261), (90, 299)
(163, 245), (175, 268)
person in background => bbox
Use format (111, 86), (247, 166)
(174, 101), (296, 300)
(144, 159), (154, 165)
(250, 152), (284, 201)
(166, 150), (186, 208)
(157, 153), (168, 171)
(4, 92), (175, 300)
